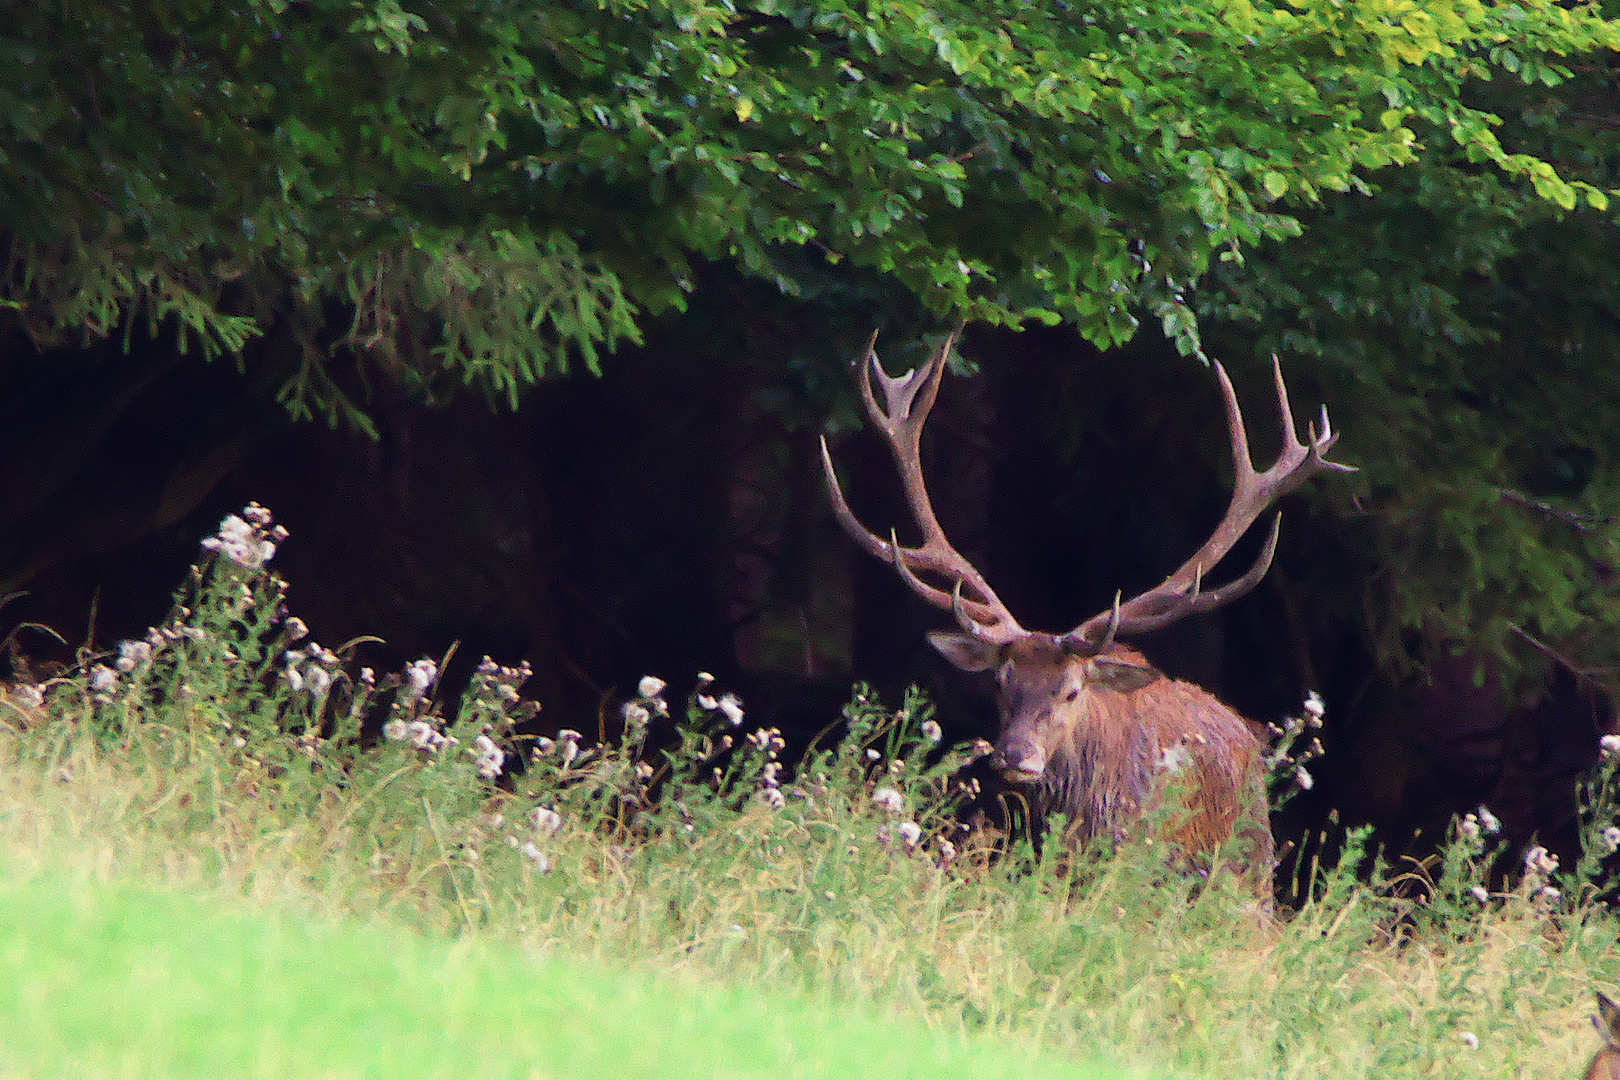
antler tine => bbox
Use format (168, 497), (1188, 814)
(1081, 591), (1124, 653)
(821, 329), (1026, 643)
(1064, 357), (1352, 651)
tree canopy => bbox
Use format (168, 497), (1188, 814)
(5, 0), (1616, 420)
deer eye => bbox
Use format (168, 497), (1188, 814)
(1063, 689), (1080, 702)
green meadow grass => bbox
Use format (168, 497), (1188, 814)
(0, 854), (1130, 1080)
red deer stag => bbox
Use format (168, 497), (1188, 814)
(820, 331), (1353, 885)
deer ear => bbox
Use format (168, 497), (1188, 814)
(1597, 993), (1620, 1046)
(1086, 656), (1160, 693)
(927, 631), (1001, 673)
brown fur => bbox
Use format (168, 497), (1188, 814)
(934, 633), (1273, 890)
(1588, 993), (1620, 1080)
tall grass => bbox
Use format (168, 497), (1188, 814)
(1, 505), (1617, 1079)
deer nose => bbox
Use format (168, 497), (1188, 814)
(993, 739), (1046, 782)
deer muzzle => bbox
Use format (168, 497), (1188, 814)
(992, 738), (1047, 783)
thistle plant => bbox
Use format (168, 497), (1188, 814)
(1264, 690), (1327, 812)
(1574, 733), (1620, 895)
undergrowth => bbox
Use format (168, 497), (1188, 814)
(2, 504), (1620, 1079)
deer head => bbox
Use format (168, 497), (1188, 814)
(821, 330), (1353, 857)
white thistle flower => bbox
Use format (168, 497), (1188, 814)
(303, 666), (332, 699)
(1477, 806), (1501, 835)
(89, 665), (118, 693)
(115, 640), (153, 673)
(521, 842), (552, 873)
(1603, 826), (1620, 853)
(1602, 733), (1620, 757)
(531, 806), (563, 836)
(1303, 691), (1326, 720)
(896, 820), (922, 849)
(471, 734), (504, 779)
(1524, 845), (1558, 876)
(404, 721), (455, 753)
(870, 787), (904, 815)
(401, 658), (438, 704)
(637, 675), (667, 700)
(920, 719), (943, 743)
(1157, 743), (1190, 775)
(201, 513), (278, 569)
(717, 693), (745, 726)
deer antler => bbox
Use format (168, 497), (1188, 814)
(820, 330), (1026, 644)
(1063, 355), (1355, 653)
